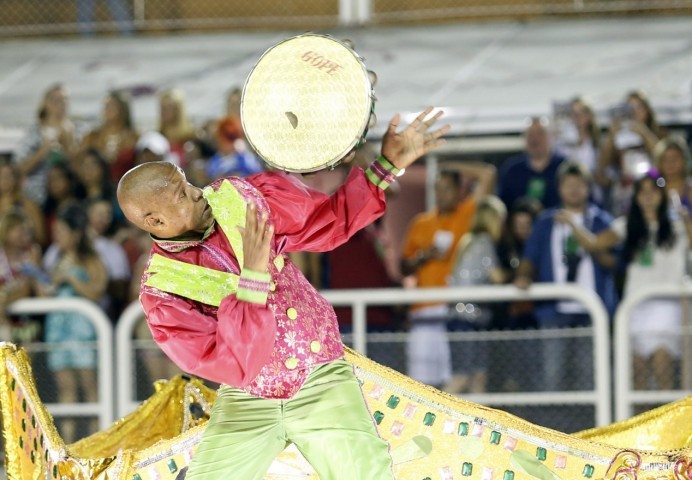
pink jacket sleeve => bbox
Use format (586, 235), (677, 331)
(249, 167), (387, 253)
(140, 289), (276, 387)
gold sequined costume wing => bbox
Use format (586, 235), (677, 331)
(2, 342), (692, 480)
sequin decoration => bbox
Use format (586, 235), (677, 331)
(462, 462), (473, 476)
(386, 395), (400, 409)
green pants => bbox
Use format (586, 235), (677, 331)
(186, 359), (394, 479)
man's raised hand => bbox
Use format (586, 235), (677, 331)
(381, 107), (451, 171)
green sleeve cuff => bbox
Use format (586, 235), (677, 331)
(236, 269), (271, 305)
(365, 155), (400, 190)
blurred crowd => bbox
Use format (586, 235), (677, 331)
(1, 84), (691, 440)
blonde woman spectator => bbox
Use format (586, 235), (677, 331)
(80, 91), (138, 181)
(0, 159), (46, 246)
(14, 84), (78, 206)
(446, 196), (507, 394)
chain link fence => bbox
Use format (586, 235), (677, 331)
(370, 0), (692, 23)
(2, 0), (692, 36)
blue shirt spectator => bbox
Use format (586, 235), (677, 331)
(499, 152), (565, 210)
(498, 117), (565, 209)
(523, 204), (618, 320)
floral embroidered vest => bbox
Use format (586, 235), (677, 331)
(144, 177), (344, 399)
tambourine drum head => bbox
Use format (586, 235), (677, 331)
(241, 35), (372, 173)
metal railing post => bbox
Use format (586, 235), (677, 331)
(115, 301), (145, 418)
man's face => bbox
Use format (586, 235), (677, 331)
(525, 122), (551, 159)
(435, 175), (460, 212)
(559, 174), (589, 208)
(144, 165), (213, 239)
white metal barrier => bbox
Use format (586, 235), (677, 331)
(115, 301), (148, 418)
(613, 282), (692, 421)
(7, 297), (114, 430)
(323, 284), (611, 427)
(115, 284), (612, 426)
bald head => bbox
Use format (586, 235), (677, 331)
(117, 161), (175, 228)
(117, 162), (213, 239)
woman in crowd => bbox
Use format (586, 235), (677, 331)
(80, 91), (138, 181)
(0, 210), (43, 342)
(446, 195), (507, 394)
(158, 88), (196, 166)
(596, 91), (662, 216)
(14, 83), (78, 206)
(0, 159), (46, 246)
(43, 163), (83, 244)
(563, 170), (692, 390)
(40, 204), (107, 442)
(654, 136), (692, 211)
(76, 148), (123, 225)
(556, 97), (601, 173)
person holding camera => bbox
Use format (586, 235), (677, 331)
(596, 91), (662, 216)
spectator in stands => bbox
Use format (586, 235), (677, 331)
(515, 161), (617, 391)
(135, 131), (178, 166)
(654, 137), (692, 212)
(43, 163), (83, 244)
(499, 117), (566, 210)
(401, 170), (476, 390)
(566, 170), (692, 390)
(75, 148), (123, 225)
(0, 159), (46, 246)
(43, 198), (130, 320)
(446, 195), (507, 394)
(496, 197), (541, 391)
(554, 97), (601, 174)
(0, 210), (44, 342)
(206, 116), (263, 180)
(39, 203), (107, 442)
(596, 91), (662, 216)
(80, 91), (138, 182)
(497, 197), (542, 324)
(77, 148), (115, 201)
(86, 197), (130, 318)
(554, 97), (603, 208)
(159, 88), (196, 166)
(14, 83), (78, 206)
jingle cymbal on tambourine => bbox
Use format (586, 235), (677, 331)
(241, 34), (375, 173)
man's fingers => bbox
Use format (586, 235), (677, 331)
(409, 106), (434, 130)
(418, 110), (444, 133)
(245, 202), (257, 231)
(263, 224), (275, 245)
(424, 124), (451, 142)
(386, 113), (401, 136)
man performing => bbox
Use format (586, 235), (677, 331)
(117, 107), (449, 479)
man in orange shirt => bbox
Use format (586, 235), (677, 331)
(401, 169), (477, 389)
